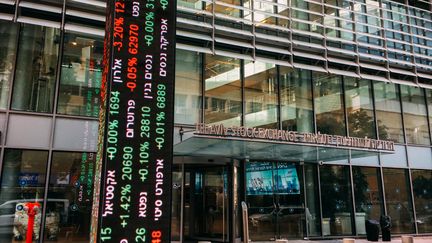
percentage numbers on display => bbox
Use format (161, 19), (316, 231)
(156, 84), (166, 109)
(151, 230), (162, 243)
(144, 12), (154, 46)
(160, 0), (168, 10)
(120, 184), (131, 212)
(156, 112), (165, 121)
(121, 184), (131, 195)
(108, 120), (119, 130)
(136, 228), (146, 242)
(120, 214), (129, 228)
(146, 0), (154, 9)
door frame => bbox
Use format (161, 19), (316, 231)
(175, 157), (240, 243)
(242, 160), (306, 240)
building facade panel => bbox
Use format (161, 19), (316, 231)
(0, 0), (431, 242)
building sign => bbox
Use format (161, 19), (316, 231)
(91, 0), (176, 242)
(195, 123), (395, 152)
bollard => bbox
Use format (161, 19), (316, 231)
(401, 235), (414, 243)
(342, 238), (355, 243)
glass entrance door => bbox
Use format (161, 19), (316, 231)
(246, 161), (304, 240)
(183, 165), (229, 242)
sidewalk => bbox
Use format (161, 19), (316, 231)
(253, 236), (432, 243)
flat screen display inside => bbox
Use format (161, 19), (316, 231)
(246, 162), (300, 195)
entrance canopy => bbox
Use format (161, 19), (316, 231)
(173, 135), (390, 163)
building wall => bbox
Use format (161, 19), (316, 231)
(0, 0), (431, 242)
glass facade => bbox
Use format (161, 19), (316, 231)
(0, 21), (17, 110)
(0, 150), (48, 243)
(412, 169), (432, 233)
(0, 0), (432, 242)
(320, 165), (353, 236)
(314, 73), (346, 136)
(244, 61), (278, 128)
(12, 24), (60, 113)
(43, 152), (95, 241)
(383, 168), (415, 234)
(352, 167), (383, 235)
(280, 68), (313, 133)
(204, 54), (241, 126)
(57, 33), (103, 117)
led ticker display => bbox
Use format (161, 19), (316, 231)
(95, 0), (175, 242)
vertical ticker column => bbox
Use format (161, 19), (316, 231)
(95, 0), (175, 242)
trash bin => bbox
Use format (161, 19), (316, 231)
(365, 219), (380, 242)
(380, 215), (392, 242)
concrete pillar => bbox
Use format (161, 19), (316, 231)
(401, 235), (414, 243)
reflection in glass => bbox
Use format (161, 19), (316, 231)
(426, 90), (432, 141)
(207, 0), (241, 17)
(314, 73), (346, 136)
(204, 54), (241, 126)
(373, 82), (404, 143)
(57, 33), (103, 117)
(276, 163), (303, 239)
(412, 170), (432, 233)
(352, 167), (383, 235)
(320, 165), (353, 236)
(246, 162), (304, 240)
(12, 24), (60, 113)
(382, 168), (415, 234)
(344, 78), (376, 138)
(246, 162), (276, 241)
(175, 50), (201, 125)
(400, 86), (430, 145)
(304, 164), (320, 237)
(171, 165), (182, 241)
(280, 68), (313, 133)
(44, 152), (95, 241)
(0, 21), (18, 109)
(244, 61), (278, 128)
(0, 149), (48, 243)
(177, 0), (202, 10)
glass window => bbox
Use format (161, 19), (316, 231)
(244, 61), (278, 128)
(314, 72), (346, 136)
(380, 145), (407, 168)
(411, 169), (432, 233)
(352, 167), (383, 235)
(12, 24), (60, 113)
(304, 164), (321, 237)
(57, 32), (103, 117)
(0, 149), (48, 242)
(204, 54), (241, 126)
(400, 86), (430, 145)
(171, 164), (182, 241)
(43, 152), (95, 241)
(382, 168), (415, 234)
(280, 68), (313, 133)
(175, 50), (201, 125)
(351, 151), (379, 166)
(320, 165), (353, 236)
(345, 78), (376, 138)
(373, 82), (404, 143)
(407, 146), (432, 170)
(0, 20), (18, 109)
(178, 0), (202, 10)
